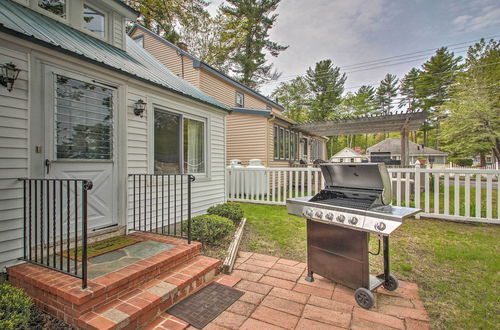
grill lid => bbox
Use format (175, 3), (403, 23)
(320, 163), (392, 205)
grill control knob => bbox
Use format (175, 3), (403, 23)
(336, 214), (345, 223)
(304, 208), (314, 217)
(349, 217), (358, 225)
(375, 222), (386, 231)
(315, 210), (323, 219)
(325, 212), (334, 221)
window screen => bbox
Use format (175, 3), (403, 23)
(84, 5), (105, 37)
(155, 111), (181, 174)
(39, 0), (65, 18)
(55, 75), (113, 160)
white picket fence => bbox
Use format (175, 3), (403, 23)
(449, 162), (499, 170)
(226, 166), (500, 224)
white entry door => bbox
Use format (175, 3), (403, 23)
(45, 73), (116, 231)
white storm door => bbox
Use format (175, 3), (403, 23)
(46, 74), (116, 231)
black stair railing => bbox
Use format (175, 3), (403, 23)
(18, 178), (92, 289)
(129, 174), (195, 243)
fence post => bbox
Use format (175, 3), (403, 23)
(414, 164), (421, 219)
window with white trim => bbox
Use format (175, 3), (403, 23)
(55, 75), (113, 160)
(311, 139), (323, 160)
(274, 124), (298, 161)
(38, 0), (66, 18)
(83, 5), (105, 37)
(235, 91), (244, 108)
(154, 109), (206, 174)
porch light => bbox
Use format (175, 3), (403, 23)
(134, 99), (147, 117)
(0, 62), (21, 92)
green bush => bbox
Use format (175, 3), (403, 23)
(207, 203), (244, 224)
(183, 215), (234, 245)
(449, 158), (473, 167)
(0, 282), (32, 330)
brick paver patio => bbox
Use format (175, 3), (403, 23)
(195, 251), (431, 330)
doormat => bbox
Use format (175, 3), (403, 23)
(61, 236), (141, 261)
(167, 282), (244, 329)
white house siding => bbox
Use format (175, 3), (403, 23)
(0, 45), (30, 269)
(126, 87), (227, 232)
(112, 12), (125, 49)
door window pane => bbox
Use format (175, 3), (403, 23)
(155, 111), (181, 173)
(39, 0), (65, 18)
(184, 118), (205, 173)
(84, 5), (105, 37)
(274, 126), (279, 159)
(56, 75), (113, 159)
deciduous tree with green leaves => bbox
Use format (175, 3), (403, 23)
(270, 76), (310, 122)
(441, 39), (500, 162)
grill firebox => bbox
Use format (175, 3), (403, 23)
(286, 163), (420, 309)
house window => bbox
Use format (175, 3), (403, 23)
(154, 110), (206, 174)
(38, 0), (66, 18)
(274, 125), (298, 161)
(302, 138), (308, 156)
(83, 5), (105, 37)
(55, 75), (113, 160)
(311, 140), (323, 160)
(133, 35), (144, 48)
(235, 91), (244, 108)
(184, 118), (205, 173)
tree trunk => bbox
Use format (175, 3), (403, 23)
(480, 153), (486, 167)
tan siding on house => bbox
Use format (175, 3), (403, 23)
(130, 30), (200, 88)
(199, 70), (270, 110)
(0, 45), (29, 268)
(226, 113), (268, 165)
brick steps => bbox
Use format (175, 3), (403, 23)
(78, 255), (220, 330)
(7, 233), (222, 329)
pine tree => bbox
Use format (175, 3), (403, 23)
(399, 68), (420, 112)
(219, 0), (288, 89)
(376, 74), (399, 115)
(305, 59), (347, 121)
(416, 47), (462, 147)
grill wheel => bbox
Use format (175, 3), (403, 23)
(354, 287), (374, 309)
(383, 274), (399, 291)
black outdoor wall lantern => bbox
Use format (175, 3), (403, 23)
(134, 99), (147, 118)
(0, 62), (21, 92)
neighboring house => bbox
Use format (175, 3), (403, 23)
(0, 0), (230, 269)
(128, 24), (328, 167)
(367, 138), (448, 165)
(330, 147), (369, 163)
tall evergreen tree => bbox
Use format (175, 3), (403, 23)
(219, 0), (288, 89)
(376, 73), (399, 115)
(416, 47), (462, 147)
(342, 85), (377, 115)
(399, 68), (420, 111)
(305, 59), (347, 121)
(126, 0), (209, 44)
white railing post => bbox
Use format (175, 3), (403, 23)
(414, 164), (421, 219)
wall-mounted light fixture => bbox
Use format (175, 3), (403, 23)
(0, 62), (21, 92)
(134, 99), (147, 118)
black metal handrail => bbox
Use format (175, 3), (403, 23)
(129, 174), (195, 243)
(18, 178), (92, 289)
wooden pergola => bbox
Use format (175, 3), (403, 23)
(294, 110), (428, 166)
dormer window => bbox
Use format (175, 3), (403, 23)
(38, 0), (66, 18)
(83, 5), (105, 37)
(235, 91), (244, 108)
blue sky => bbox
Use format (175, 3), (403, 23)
(208, 0), (500, 96)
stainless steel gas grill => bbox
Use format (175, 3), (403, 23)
(286, 163), (420, 309)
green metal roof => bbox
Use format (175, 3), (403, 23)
(0, 0), (229, 112)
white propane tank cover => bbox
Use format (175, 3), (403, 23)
(230, 159), (243, 167)
(248, 159), (264, 167)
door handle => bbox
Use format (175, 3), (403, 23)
(45, 159), (51, 174)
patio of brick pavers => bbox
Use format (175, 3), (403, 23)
(189, 251), (431, 330)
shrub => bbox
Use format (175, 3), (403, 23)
(0, 282), (32, 330)
(449, 158), (473, 167)
(183, 215), (234, 245)
(207, 203), (244, 224)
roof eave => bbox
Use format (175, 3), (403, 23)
(0, 25), (230, 113)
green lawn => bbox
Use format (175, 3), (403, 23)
(237, 202), (500, 330)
